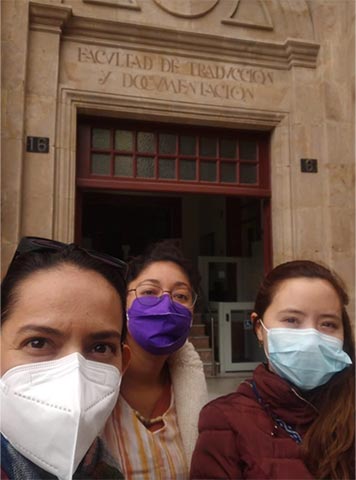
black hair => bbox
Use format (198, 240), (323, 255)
(1, 244), (127, 340)
(127, 240), (200, 298)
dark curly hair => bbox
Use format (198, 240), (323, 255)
(127, 240), (200, 298)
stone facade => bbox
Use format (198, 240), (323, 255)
(2, 0), (355, 314)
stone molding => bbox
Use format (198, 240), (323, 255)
(54, 87), (287, 241)
(64, 17), (319, 70)
(29, 2), (72, 34)
(83, 0), (141, 10)
(153, 0), (219, 19)
(28, 2), (319, 70)
(222, 0), (274, 31)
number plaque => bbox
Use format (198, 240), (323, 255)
(26, 136), (49, 153)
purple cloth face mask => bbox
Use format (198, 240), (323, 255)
(127, 295), (192, 355)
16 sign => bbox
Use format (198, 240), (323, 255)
(26, 136), (49, 153)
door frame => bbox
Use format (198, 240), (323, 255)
(212, 301), (261, 372)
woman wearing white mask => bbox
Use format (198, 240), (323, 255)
(190, 260), (355, 480)
(1, 237), (130, 480)
(103, 240), (208, 479)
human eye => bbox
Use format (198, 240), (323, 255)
(281, 317), (299, 326)
(172, 289), (191, 305)
(89, 343), (118, 360)
(320, 320), (339, 331)
(22, 337), (54, 356)
(138, 284), (160, 297)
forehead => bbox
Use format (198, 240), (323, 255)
(271, 277), (341, 310)
(6, 265), (123, 329)
(130, 260), (190, 286)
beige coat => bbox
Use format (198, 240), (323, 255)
(168, 341), (208, 466)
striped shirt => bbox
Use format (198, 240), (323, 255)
(103, 390), (189, 480)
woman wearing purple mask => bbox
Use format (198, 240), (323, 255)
(103, 240), (208, 479)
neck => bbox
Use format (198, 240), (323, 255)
(121, 335), (169, 389)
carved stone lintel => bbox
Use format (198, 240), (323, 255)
(29, 1), (72, 34)
(62, 16), (319, 70)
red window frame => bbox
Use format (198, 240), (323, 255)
(77, 118), (270, 197)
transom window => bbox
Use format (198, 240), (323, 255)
(77, 120), (270, 195)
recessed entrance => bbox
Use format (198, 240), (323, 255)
(77, 117), (271, 374)
(79, 189), (268, 373)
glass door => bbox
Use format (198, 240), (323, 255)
(219, 302), (265, 372)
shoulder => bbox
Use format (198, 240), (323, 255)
(198, 380), (261, 431)
(168, 341), (204, 370)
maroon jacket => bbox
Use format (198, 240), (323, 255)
(190, 364), (317, 479)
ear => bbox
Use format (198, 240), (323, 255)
(121, 344), (131, 375)
(251, 312), (264, 343)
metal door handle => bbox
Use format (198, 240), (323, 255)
(226, 313), (230, 322)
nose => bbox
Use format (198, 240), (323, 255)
(161, 291), (173, 302)
(58, 344), (85, 359)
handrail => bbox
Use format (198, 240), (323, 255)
(210, 314), (217, 376)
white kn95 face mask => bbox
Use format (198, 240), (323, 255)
(0, 352), (122, 480)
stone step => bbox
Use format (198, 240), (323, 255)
(189, 336), (210, 349)
(192, 312), (203, 324)
(196, 348), (213, 363)
(190, 324), (206, 336)
(203, 362), (217, 377)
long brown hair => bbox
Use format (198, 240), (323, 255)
(254, 260), (355, 480)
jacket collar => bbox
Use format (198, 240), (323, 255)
(247, 364), (318, 431)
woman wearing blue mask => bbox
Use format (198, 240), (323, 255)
(102, 240), (208, 479)
(1, 237), (130, 480)
(190, 260), (355, 480)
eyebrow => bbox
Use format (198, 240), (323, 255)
(278, 309), (341, 321)
(16, 325), (122, 340)
(16, 325), (64, 337)
(278, 309), (304, 315)
(86, 330), (122, 341)
(138, 279), (190, 288)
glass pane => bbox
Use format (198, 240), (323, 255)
(240, 164), (257, 184)
(91, 153), (110, 175)
(230, 310), (264, 362)
(114, 155), (133, 177)
(115, 130), (133, 151)
(200, 137), (217, 157)
(137, 156), (154, 177)
(92, 129), (110, 149)
(221, 162), (236, 183)
(180, 135), (196, 155)
(159, 134), (176, 154)
(180, 159), (196, 180)
(200, 161), (216, 182)
(208, 262), (237, 301)
(240, 140), (257, 161)
(220, 138), (236, 158)
(159, 158), (175, 179)
(137, 132), (155, 153)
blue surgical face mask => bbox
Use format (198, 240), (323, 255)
(260, 321), (352, 390)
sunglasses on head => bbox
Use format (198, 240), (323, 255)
(12, 236), (128, 276)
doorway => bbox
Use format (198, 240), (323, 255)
(77, 117), (271, 373)
(79, 189), (268, 372)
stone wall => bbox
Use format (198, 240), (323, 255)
(2, 0), (355, 315)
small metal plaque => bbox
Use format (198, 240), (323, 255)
(26, 136), (49, 153)
(301, 158), (318, 173)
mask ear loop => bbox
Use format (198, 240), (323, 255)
(257, 318), (270, 360)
